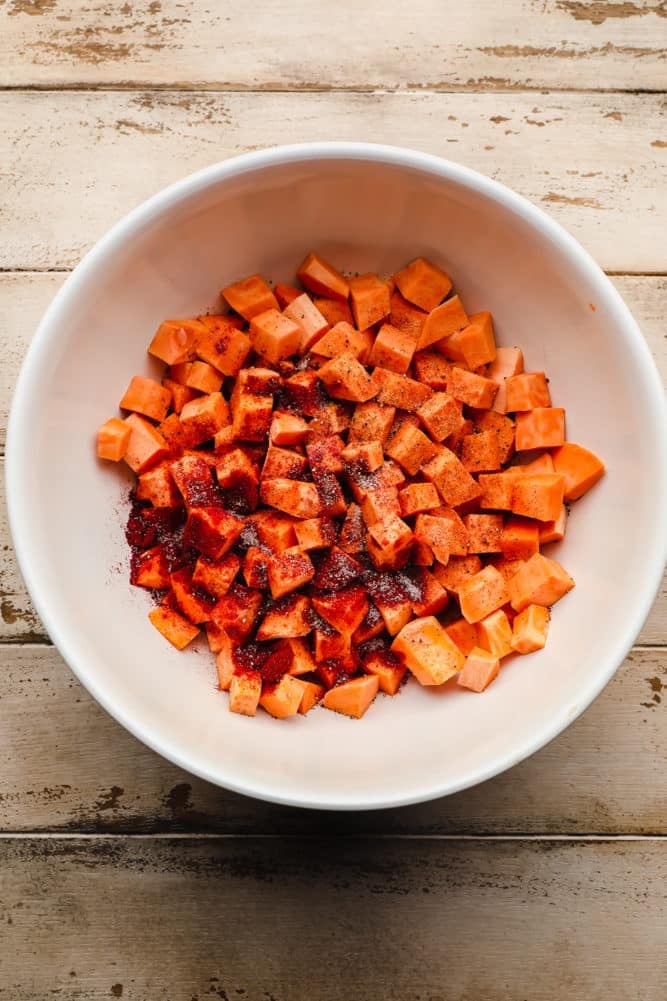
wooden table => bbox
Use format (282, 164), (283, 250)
(1, 2), (665, 997)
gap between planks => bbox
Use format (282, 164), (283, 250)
(0, 832), (665, 841)
(0, 84), (665, 95)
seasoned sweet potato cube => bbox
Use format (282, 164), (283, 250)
(267, 547), (315, 599)
(442, 310), (497, 369)
(313, 628), (353, 667)
(487, 346), (524, 414)
(162, 377), (198, 415)
(359, 487), (400, 527)
(249, 308), (301, 365)
(131, 545), (171, 589)
(313, 321), (373, 363)
(422, 448), (480, 507)
(215, 634), (235, 690)
(169, 362), (194, 386)
(457, 648), (500, 693)
(192, 553), (241, 599)
(297, 252), (350, 302)
(365, 572), (412, 635)
(136, 462), (182, 508)
(515, 408), (565, 451)
(312, 586), (369, 636)
(352, 602), (385, 644)
(366, 513), (413, 570)
(170, 567), (216, 624)
(306, 434), (345, 475)
(477, 471), (520, 511)
(413, 513), (451, 566)
(283, 637), (316, 677)
(398, 482), (440, 517)
(460, 430), (502, 473)
(206, 621), (228, 653)
(402, 567), (449, 616)
(274, 283), (302, 309)
(294, 678), (325, 714)
(432, 554), (483, 595)
(349, 273), (391, 330)
(392, 615), (465, 685)
(157, 412), (190, 452)
(490, 556), (526, 585)
(180, 392), (231, 446)
(322, 675), (379, 719)
(308, 402), (352, 437)
(229, 672), (262, 717)
(294, 517), (337, 551)
(255, 594), (312, 640)
(283, 370), (325, 416)
(185, 361), (223, 395)
(444, 617), (479, 655)
(149, 600), (200, 650)
(341, 440), (384, 475)
(148, 319), (202, 365)
(507, 553), (574, 612)
(539, 504), (568, 545)
(269, 411), (309, 446)
(472, 410), (515, 464)
(511, 473), (565, 522)
(385, 423), (438, 476)
(184, 506), (244, 560)
(170, 453), (220, 508)
(389, 290), (427, 341)
(221, 273), (279, 320)
(505, 371), (551, 412)
(463, 513), (503, 554)
(242, 546), (270, 589)
(194, 315), (252, 377)
(97, 417), (131, 462)
(458, 566), (510, 624)
(417, 295), (469, 350)
(417, 392), (463, 442)
(210, 585), (264, 643)
(260, 674), (304, 719)
(511, 604), (551, 653)
(317, 352), (378, 403)
(431, 506), (470, 554)
(374, 368), (432, 411)
(347, 401), (396, 445)
(283, 293), (329, 353)
(394, 258), (452, 312)
(412, 351), (451, 389)
(476, 608), (513, 658)
(446, 367), (498, 409)
(260, 478), (322, 519)
(215, 448), (259, 511)
(552, 442), (605, 501)
(120, 375), (171, 423)
(362, 650), (406, 695)
(368, 322), (417, 374)
(231, 385), (273, 443)
(338, 503), (365, 555)
(313, 296), (354, 327)
(261, 445), (309, 480)
(252, 510), (298, 551)
(123, 413), (168, 474)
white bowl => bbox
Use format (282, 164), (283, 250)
(7, 143), (667, 811)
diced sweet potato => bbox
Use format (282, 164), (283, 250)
(422, 448), (480, 507)
(490, 556), (526, 585)
(515, 453), (555, 475)
(260, 674), (304, 719)
(413, 514), (451, 565)
(162, 377), (198, 415)
(505, 371), (551, 411)
(308, 402), (352, 437)
(458, 565), (509, 624)
(313, 296), (354, 327)
(349, 273), (391, 331)
(185, 360), (224, 395)
(464, 513), (503, 554)
(170, 567), (216, 624)
(274, 283), (302, 309)
(338, 503), (365, 555)
(120, 375), (171, 423)
(249, 308), (302, 365)
(446, 367), (498, 409)
(97, 417), (131, 462)
(432, 554), (483, 595)
(123, 413), (168, 474)
(266, 547), (315, 599)
(486, 345), (524, 414)
(402, 567), (449, 616)
(417, 295), (469, 350)
(131, 545), (171, 589)
(511, 604), (551, 653)
(261, 444), (309, 481)
(215, 635), (235, 690)
(195, 316), (252, 377)
(317, 352), (379, 403)
(294, 517), (337, 551)
(242, 546), (270, 589)
(366, 513), (414, 570)
(215, 448), (260, 511)
(389, 290), (427, 341)
(477, 471), (520, 511)
(341, 440), (385, 477)
(460, 429), (502, 473)
(322, 675), (379, 719)
(347, 401), (396, 445)
(515, 408), (565, 451)
(252, 510), (298, 551)
(210, 585), (264, 643)
(180, 392), (231, 446)
(394, 258), (452, 312)
(260, 478), (322, 519)
(270, 411), (309, 446)
(228, 672), (262, 717)
(365, 573), (413, 635)
(306, 434), (345, 475)
(184, 506), (244, 560)
(352, 603), (385, 644)
(362, 650), (407, 695)
(476, 608), (513, 658)
(511, 473), (565, 522)
(539, 504), (568, 545)
(293, 678), (325, 714)
(149, 601), (200, 650)
(192, 553), (241, 599)
(136, 462), (182, 507)
(283, 293), (329, 353)
(312, 586), (369, 636)
(472, 410), (515, 464)
(231, 387), (274, 443)
(148, 319), (202, 365)
(368, 322), (417, 374)
(417, 392), (463, 442)
(398, 482), (440, 517)
(412, 351), (451, 389)
(507, 553), (574, 612)
(457, 648), (500, 692)
(221, 273), (279, 320)
(385, 422), (438, 476)
(552, 442), (605, 501)
(313, 321), (373, 362)
(442, 311), (497, 369)
(255, 594), (312, 640)
(444, 617), (479, 655)
(169, 453), (219, 508)
(392, 615), (465, 685)
(313, 628), (354, 668)
(374, 368), (432, 411)
(499, 517), (540, 560)
(297, 252), (350, 302)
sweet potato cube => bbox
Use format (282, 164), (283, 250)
(398, 482), (440, 517)
(505, 371), (551, 411)
(170, 567), (216, 624)
(539, 504), (568, 545)
(216, 448), (260, 511)
(487, 346), (524, 414)
(249, 308), (301, 365)
(266, 547), (315, 599)
(180, 392), (231, 446)
(341, 440), (384, 476)
(313, 296), (353, 327)
(368, 322), (417, 374)
(215, 636), (235, 690)
(444, 617), (479, 655)
(432, 554), (483, 596)
(464, 513), (503, 554)
(184, 506), (244, 560)
(131, 545), (171, 589)
(274, 283), (302, 309)
(221, 274), (279, 320)
(472, 410), (515, 464)
(123, 413), (168, 474)
(283, 293), (329, 353)
(392, 615), (465, 685)
(294, 679), (325, 714)
(312, 586), (369, 636)
(362, 650), (406, 695)
(136, 462), (181, 507)
(499, 517), (540, 560)
(242, 546), (270, 589)
(308, 402), (352, 437)
(457, 648), (500, 692)
(192, 553), (241, 599)
(297, 252), (349, 302)
(260, 478), (322, 519)
(348, 402), (396, 445)
(366, 514), (413, 570)
(515, 408), (565, 451)
(294, 517), (337, 551)
(365, 572), (412, 635)
(476, 608), (513, 658)
(205, 621), (228, 653)
(507, 553), (575, 612)
(511, 473), (565, 522)
(120, 375), (171, 423)
(260, 675), (304, 719)
(349, 273), (390, 331)
(313, 321), (373, 362)
(442, 311), (497, 369)
(185, 361), (223, 395)
(322, 674), (379, 718)
(412, 351), (451, 389)
(394, 258), (452, 312)
(317, 352), (378, 403)
(261, 445), (309, 481)
(352, 603), (385, 644)
(255, 594), (312, 641)
(97, 417), (131, 462)
(491, 556), (526, 585)
(149, 601), (200, 650)
(516, 453), (555, 475)
(552, 442), (606, 501)
(231, 388), (273, 443)
(402, 567), (449, 616)
(162, 378), (198, 415)
(270, 411), (309, 446)
(148, 319), (202, 365)
(228, 671), (262, 717)
(511, 604), (551, 653)
(313, 627), (354, 669)
(252, 510), (298, 551)
(283, 370), (324, 416)
(374, 369), (432, 411)
(195, 315), (252, 377)
(389, 290), (427, 340)
(306, 434), (345, 475)
(210, 585), (264, 643)
(460, 430), (502, 473)
(285, 637), (317, 676)
(422, 448), (481, 507)
(417, 295), (469, 351)
(338, 503), (365, 555)
(458, 566), (510, 624)
(417, 392), (463, 442)
(446, 367), (498, 409)
(385, 423), (438, 476)
(413, 514), (451, 566)
(477, 472), (520, 511)
(360, 486), (401, 528)
(169, 453), (219, 508)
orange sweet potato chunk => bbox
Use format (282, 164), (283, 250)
(417, 392), (463, 442)
(313, 321), (373, 363)
(458, 565), (509, 624)
(322, 675), (379, 718)
(511, 604), (551, 653)
(195, 316), (252, 377)
(457, 647), (500, 692)
(149, 602), (200, 650)
(539, 504), (568, 545)
(417, 295), (469, 350)
(511, 473), (565, 522)
(260, 478), (323, 519)
(97, 417), (131, 462)
(297, 252), (350, 302)
(515, 408), (565, 451)
(399, 482), (440, 517)
(487, 346), (524, 414)
(392, 615), (465, 685)
(255, 594), (312, 640)
(505, 371), (551, 411)
(283, 293), (329, 353)
(123, 413), (168, 474)
(229, 672), (262, 717)
(221, 274), (279, 320)
(249, 308), (302, 365)
(120, 375), (172, 422)
(422, 448), (480, 507)
(385, 423), (438, 476)
(349, 274), (391, 331)
(476, 608), (513, 658)
(148, 319), (203, 365)
(374, 369), (432, 411)
(368, 322), (417, 374)
(317, 352), (379, 403)
(446, 367), (498, 409)
(294, 678), (325, 714)
(507, 553), (574, 612)
(442, 311), (497, 369)
(552, 442), (605, 501)
(444, 617), (479, 655)
(260, 674), (304, 719)
(499, 516), (540, 560)
(432, 554), (483, 596)
(274, 283), (302, 309)
(394, 258), (452, 312)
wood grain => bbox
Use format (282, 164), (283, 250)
(0, 90), (665, 272)
(1, 644), (665, 834)
(0, 836), (665, 1000)
(1, 0), (665, 92)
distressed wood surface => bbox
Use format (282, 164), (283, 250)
(1, 90), (665, 272)
(0, 837), (665, 1000)
(1, 0), (666, 92)
(1, 645), (665, 835)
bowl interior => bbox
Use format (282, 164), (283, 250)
(8, 149), (666, 809)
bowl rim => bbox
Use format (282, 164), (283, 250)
(6, 141), (667, 811)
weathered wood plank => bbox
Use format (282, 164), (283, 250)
(0, 90), (665, 272)
(0, 0), (665, 91)
(1, 644), (665, 834)
(0, 837), (664, 1000)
